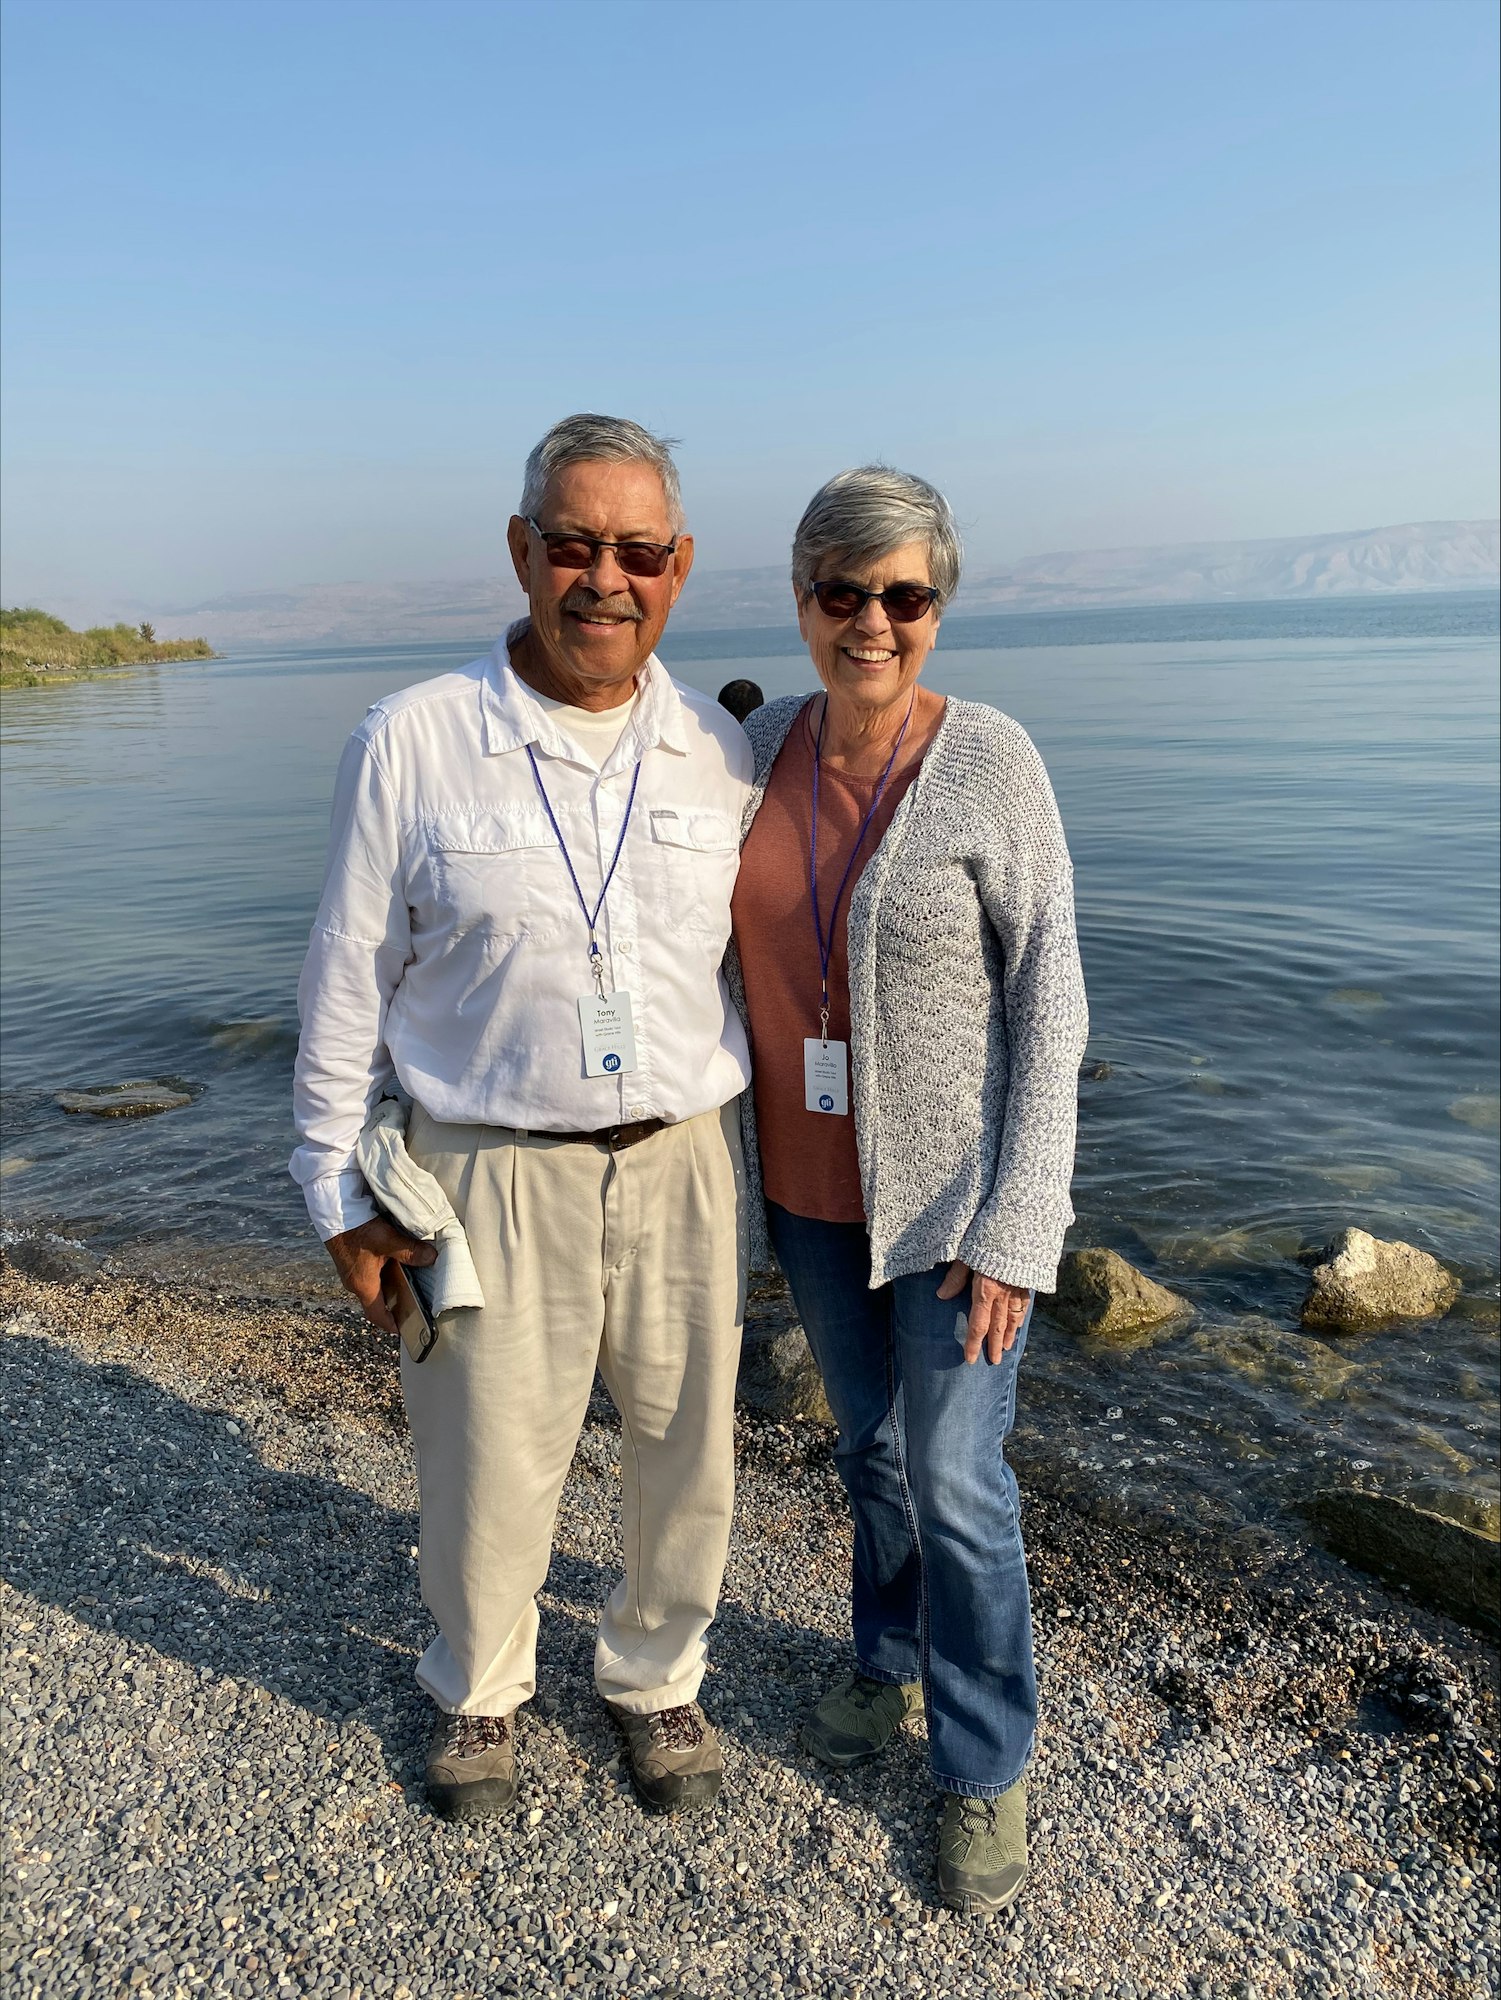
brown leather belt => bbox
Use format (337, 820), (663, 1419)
(549, 1117), (666, 1152)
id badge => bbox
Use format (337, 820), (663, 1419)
(803, 1037), (849, 1116)
(579, 992), (638, 1077)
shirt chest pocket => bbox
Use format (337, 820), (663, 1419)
(420, 807), (565, 941)
(646, 806), (741, 942)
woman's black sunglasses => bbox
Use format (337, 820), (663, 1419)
(527, 518), (678, 579)
(810, 579), (939, 623)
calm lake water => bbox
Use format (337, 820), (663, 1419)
(3, 593), (1498, 1546)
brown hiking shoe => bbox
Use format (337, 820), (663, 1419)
(607, 1700), (723, 1814)
(425, 1710), (517, 1820)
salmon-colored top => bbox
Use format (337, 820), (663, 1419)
(731, 698), (929, 1223)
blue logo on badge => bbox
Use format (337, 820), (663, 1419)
(819, 1092), (834, 1112)
(603, 1053), (621, 1073)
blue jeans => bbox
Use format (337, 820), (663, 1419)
(767, 1203), (1037, 1797)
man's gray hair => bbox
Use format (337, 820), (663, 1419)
(791, 465), (963, 609)
(520, 412), (685, 533)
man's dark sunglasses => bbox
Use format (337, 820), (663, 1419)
(526, 517), (678, 579)
(810, 579), (940, 623)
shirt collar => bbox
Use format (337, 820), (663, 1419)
(481, 617), (690, 763)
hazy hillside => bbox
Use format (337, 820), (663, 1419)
(958, 519), (1501, 615)
(678, 519), (1500, 627)
(53, 519), (1497, 649)
(155, 578), (531, 649)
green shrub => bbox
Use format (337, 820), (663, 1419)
(0, 608), (214, 686)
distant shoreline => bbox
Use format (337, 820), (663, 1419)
(1, 608), (215, 690)
(659, 584), (1501, 664)
(130, 583), (1501, 663)
(0, 653), (218, 692)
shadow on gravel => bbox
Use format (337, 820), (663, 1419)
(0, 1333), (851, 1799)
(2, 1332), (438, 1776)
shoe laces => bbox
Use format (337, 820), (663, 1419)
(955, 1797), (1001, 1837)
(644, 1704), (704, 1751)
(444, 1713), (509, 1759)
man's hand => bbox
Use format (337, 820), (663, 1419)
(326, 1218), (437, 1339)
(936, 1261), (1030, 1366)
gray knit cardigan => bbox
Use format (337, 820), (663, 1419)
(728, 694), (1088, 1292)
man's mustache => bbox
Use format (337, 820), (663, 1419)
(560, 589), (643, 622)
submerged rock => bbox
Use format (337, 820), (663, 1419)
(56, 1080), (193, 1119)
(1184, 1317), (1361, 1399)
(2, 1234), (101, 1283)
(1450, 1294), (1501, 1333)
(1042, 1248), (1189, 1341)
(1303, 1487), (1500, 1635)
(1403, 1481), (1501, 1541)
(1151, 1227), (1257, 1273)
(1300, 1227), (1459, 1330)
(1308, 1163), (1401, 1193)
(207, 1017), (290, 1056)
(1448, 1093), (1501, 1132)
(1323, 987), (1388, 1012)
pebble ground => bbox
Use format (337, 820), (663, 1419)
(2, 1266), (1496, 2000)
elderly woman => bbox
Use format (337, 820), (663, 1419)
(729, 466), (1087, 1914)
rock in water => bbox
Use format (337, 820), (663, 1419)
(1042, 1248), (1189, 1339)
(1300, 1227), (1459, 1330)
(3, 1235), (101, 1283)
(1184, 1317), (1361, 1399)
(1304, 1488), (1500, 1635)
(56, 1080), (193, 1119)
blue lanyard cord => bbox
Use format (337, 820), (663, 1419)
(525, 747), (642, 992)
(809, 692), (915, 1042)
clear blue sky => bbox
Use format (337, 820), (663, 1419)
(2, 0), (1496, 613)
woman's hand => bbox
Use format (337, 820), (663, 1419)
(937, 1261), (1030, 1365)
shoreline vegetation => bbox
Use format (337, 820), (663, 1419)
(0, 607), (215, 690)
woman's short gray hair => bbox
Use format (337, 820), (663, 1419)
(792, 464), (963, 609)
(520, 413), (685, 533)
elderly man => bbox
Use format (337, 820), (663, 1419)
(291, 414), (750, 1819)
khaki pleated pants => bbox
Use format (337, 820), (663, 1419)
(400, 1100), (747, 1718)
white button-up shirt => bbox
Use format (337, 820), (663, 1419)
(290, 626), (753, 1239)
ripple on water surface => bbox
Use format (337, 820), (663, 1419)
(2, 607), (1497, 1548)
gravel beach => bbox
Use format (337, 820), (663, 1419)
(2, 1263), (1496, 2000)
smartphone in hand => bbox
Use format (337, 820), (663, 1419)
(384, 1260), (438, 1364)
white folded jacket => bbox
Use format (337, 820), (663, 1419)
(354, 1099), (486, 1315)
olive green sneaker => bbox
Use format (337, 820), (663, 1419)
(800, 1672), (923, 1771)
(937, 1780), (1028, 1914)
(425, 1710), (516, 1820)
(607, 1700), (723, 1814)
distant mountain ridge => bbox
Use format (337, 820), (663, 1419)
(62, 519), (1497, 648)
(957, 519), (1500, 615)
(677, 519), (1500, 628)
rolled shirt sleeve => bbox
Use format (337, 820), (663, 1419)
(290, 720), (411, 1239)
(958, 733), (1089, 1292)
